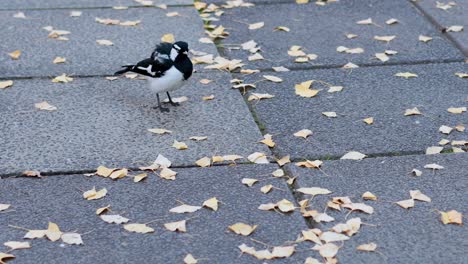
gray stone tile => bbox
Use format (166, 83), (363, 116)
(0, 0), (193, 10)
(288, 153), (467, 264)
(0, 164), (311, 263)
(212, 0), (464, 69)
(0, 7), (217, 78)
(415, 0), (468, 55)
(243, 62), (468, 160)
(0, 72), (268, 174)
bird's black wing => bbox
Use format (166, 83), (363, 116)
(151, 42), (172, 59)
(115, 57), (173, 78)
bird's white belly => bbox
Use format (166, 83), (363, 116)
(147, 66), (186, 93)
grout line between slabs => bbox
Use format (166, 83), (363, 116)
(0, 4), (195, 12)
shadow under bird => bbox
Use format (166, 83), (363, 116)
(114, 41), (193, 112)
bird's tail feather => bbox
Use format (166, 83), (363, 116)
(114, 65), (133, 75)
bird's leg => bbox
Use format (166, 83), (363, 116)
(166, 92), (180, 106)
(153, 93), (169, 112)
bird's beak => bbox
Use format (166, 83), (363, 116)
(183, 51), (188, 55)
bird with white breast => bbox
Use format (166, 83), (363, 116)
(114, 41), (193, 112)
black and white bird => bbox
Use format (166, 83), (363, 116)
(114, 41), (193, 112)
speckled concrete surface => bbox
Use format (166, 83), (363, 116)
(0, 0), (193, 10)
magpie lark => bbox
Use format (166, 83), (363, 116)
(114, 41), (193, 112)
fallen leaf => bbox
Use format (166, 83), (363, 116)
(249, 22), (264, 30)
(96, 39), (114, 46)
(295, 80), (319, 98)
(24, 230), (46, 239)
(124, 223), (154, 234)
(35, 101), (57, 111)
(52, 73), (73, 83)
(395, 72), (418, 78)
(277, 155), (291, 166)
(195, 157), (211, 167)
(272, 169), (284, 177)
(294, 129), (312, 139)
(357, 243), (377, 252)
(22, 170), (41, 177)
(396, 199), (415, 209)
(70, 11), (82, 17)
(133, 173), (147, 183)
(96, 205), (111, 215)
(202, 197), (218, 211)
(170, 204), (201, 214)
(189, 136), (208, 141)
(148, 128), (172, 135)
(404, 107), (421, 116)
(342, 203), (374, 214)
(386, 18), (399, 25)
(440, 210), (463, 225)
(61, 233), (83, 245)
(375, 53), (389, 62)
(424, 163), (444, 170)
(356, 18), (373, 25)
(0, 204), (10, 212)
(0, 80), (13, 89)
(447, 107), (467, 114)
(100, 214), (129, 224)
(426, 146), (443, 155)
(455, 72), (468, 78)
(172, 140), (188, 150)
(13, 12), (26, 18)
(313, 243), (339, 258)
(343, 62), (359, 69)
(275, 26), (290, 32)
(297, 187), (332, 196)
(109, 168), (128, 180)
(248, 53), (264, 61)
(439, 125), (453, 134)
(83, 187), (107, 200)
(159, 167), (177, 180)
(248, 93), (275, 101)
(259, 134), (275, 147)
(263, 75), (283, 83)
(53, 57), (66, 64)
(374, 35), (396, 42)
(166, 12), (180, 17)
(229, 223), (257, 236)
(276, 199), (295, 213)
(242, 178), (258, 187)
(410, 190), (431, 202)
(4, 241), (31, 250)
(199, 79), (212, 84)
(341, 151), (366, 160)
(322, 111), (337, 118)
(446, 25), (463, 32)
(363, 117), (374, 125)
(247, 152), (269, 164)
(184, 254), (197, 264)
(8, 50), (21, 60)
(45, 222), (62, 242)
(164, 220), (187, 232)
(362, 191), (377, 200)
(320, 231), (350, 243)
(296, 160), (323, 168)
(302, 229), (322, 245)
(419, 35), (432, 43)
(411, 169), (422, 176)
(271, 245), (295, 258)
(260, 184), (273, 194)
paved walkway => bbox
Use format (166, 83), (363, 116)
(0, 0), (466, 263)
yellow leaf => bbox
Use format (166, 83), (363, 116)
(202, 197), (219, 211)
(159, 167), (177, 180)
(410, 190), (431, 202)
(53, 57), (66, 64)
(184, 254), (198, 264)
(341, 151), (366, 160)
(195, 157), (211, 167)
(241, 178), (258, 187)
(419, 35), (432, 43)
(248, 53), (264, 61)
(272, 169), (284, 177)
(4, 241), (31, 250)
(447, 107), (467, 114)
(276, 199), (295, 213)
(426, 146), (443, 155)
(172, 140), (188, 150)
(440, 210), (463, 225)
(166, 12), (180, 17)
(404, 107), (422, 116)
(313, 243), (339, 258)
(322, 111), (337, 118)
(395, 72), (418, 78)
(199, 79), (212, 84)
(294, 129), (312, 139)
(83, 187), (107, 200)
(320, 231), (350, 243)
(357, 243), (377, 252)
(297, 187), (332, 196)
(124, 223), (154, 233)
(164, 220), (187, 232)
(271, 245), (295, 258)
(61, 233), (83, 245)
(247, 152), (269, 164)
(363, 117), (374, 125)
(24, 230), (46, 239)
(249, 22), (264, 30)
(248, 93), (274, 101)
(275, 26), (290, 32)
(52, 73), (73, 83)
(260, 184), (273, 194)
(96, 205), (111, 215)
(342, 203), (374, 214)
(45, 222), (62, 242)
(35, 101), (57, 111)
(276, 155), (290, 166)
(109, 168), (128, 180)
(375, 52), (389, 62)
(202, 94), (215, 101)
(169, 204), (201, 214)
(229, 223), (257, 236)
(362, 191), (377, 200)
(96, 165), (115, 177)
(148, 128), (172, 134)
(374, 35), (396, 42)
(295, 80), (319, 98)
(356, 18), (373, 25)
(396, 199), (415, 209)
(8, 50), (21, 60)
(296, 160), (323, 168)
(133, 173), (147, 183)
(296, 0), (309, 3)
(96, 39), (114, 46)
(0, 80), (13, 89)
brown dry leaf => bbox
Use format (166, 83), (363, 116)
(294, 129), (312, 139)
(45, 222), (62, 242)
(249, 22), (264, 30)
(396, 199), (415, 209)
(446, 25), (464, 32)
(426, 146), (443, 155)
(8, 50), (21, 60)
(342, 203), (374, 214)
(259, 134), (275, 147)
(195, 157), (211, 167)
(4, 241), (31, 250)
(362, 191), (377, 201)
(395, 72), (418, 78)
(52, 73), (73, 83)
(297, 187), (332, 196)
(165, 220), (187, 232)
(0, 253), (15, 263)
(170, 204), (201, 214)
(229, 223), (257, 236)
(410, 190), (431, 202)
(447, 107), (467, 114)
(0, 80), (14, 89)
(159, 167), (177, 180)
(35, 101), (57, 111)
(83, 187), (107, 200)
(374, 35), (396, 42)
(124, 223), (155, 234)
(356, 18), (373, 25)
(357, 243), (377, 252)
(61, 233), (83, 245)
(295, 80), (319, 98)
(341, 151), (366, 160)
(148, 128), (172, 135)
(363, 117), (374, 125)
(263, 75), (283, 83)
(96, 205), (111, 215)
(313, 243), (339, 258)
(248, 93), (275, 101)
(96, 39), (114, 46)
(277, 155), (291, 166)
(419, 35), (432, 43)
(202, 197), (218, 211)
(247, 152), (269, 164)
(184, 254), (198, 264)
(53, 57), (66, 64)
(440, 210), (463, 225)
(404, 107), (421, 116)
(161, 33), (175, 43)
(133, 173), (147, 183)
(172, 140), (188, 150)
(100, 214), (129, 224)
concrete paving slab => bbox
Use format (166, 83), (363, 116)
(244, 62), (468, 160)
(0, 165), (311, 263)
(0, 7), (217, 78)
(0, 0), (193, 10)
(0, 72), (269, 174)
(415, 0), (468, 55)
(212, 0), (464, 69)
(288, 153), (467, 264)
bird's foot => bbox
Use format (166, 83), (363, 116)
(170, 101), (180, 107)
(152, 105), (170, 112)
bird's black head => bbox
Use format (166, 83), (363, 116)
(172, 41), (189, 56)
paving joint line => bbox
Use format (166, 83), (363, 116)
(408, 0), (468, 57)
(0, 4), (195, 12)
